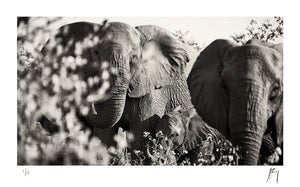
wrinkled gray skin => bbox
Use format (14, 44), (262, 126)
(155, 107), (231, 163)
(187, 39), (283, 165)
(41, 22), (198, 150)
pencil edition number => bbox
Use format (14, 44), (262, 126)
(22, 168), (30, 176)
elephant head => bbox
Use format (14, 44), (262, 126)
(41, 22), (196, 130)
(41, 22), (141, 130)
(155, 107), (230, 153)
(187, 39), (283, 165)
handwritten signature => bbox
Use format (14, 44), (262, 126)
(266, 168), (279, 183)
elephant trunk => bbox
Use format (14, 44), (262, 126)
(229, 82), (267, 165)
(232, 130), (265, 165)
(88, 48), (130, 129)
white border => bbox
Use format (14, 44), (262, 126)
(1, 0), (300, 186)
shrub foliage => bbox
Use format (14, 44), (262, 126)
(231, 17), (283, 44)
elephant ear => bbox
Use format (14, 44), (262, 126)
(135, 25), (190, 70)
(265, 96), (283, 148)
(274, 96), (283, 146)
(270, 43), (283, 74)
(271, 43), (283, 57)
(269, 43), (283, 146)
(128, 25), (190, 97)
(128, 40), (175, 97)
(187, 39), (236, 137)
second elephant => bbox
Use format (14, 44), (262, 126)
(187, 39), (283, 165)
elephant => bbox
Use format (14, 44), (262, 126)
(187, 39), (283, 165)
(40, 21), (198, 151)
(154, 106), (233, 164)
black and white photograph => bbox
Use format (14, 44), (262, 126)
(17, 16), (283, 166)
(2, 0), (300, 186)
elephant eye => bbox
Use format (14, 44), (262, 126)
(269, 83), (281, 101)
(130, 55), (138, 65)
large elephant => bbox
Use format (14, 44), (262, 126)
(41, 21), (198, 150)
(187, 39), (283, 165)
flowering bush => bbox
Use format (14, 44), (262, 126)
(173, 30), (203, 52)
(141, 131), (240, 165)
(231, 17), (283, 44)
(17, 17), (114, 165)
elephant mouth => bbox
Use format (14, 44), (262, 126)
(259, 116), (282, 164)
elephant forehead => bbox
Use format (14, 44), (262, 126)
(103, 22), (141, 50)
(225, 45), (282, 82)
